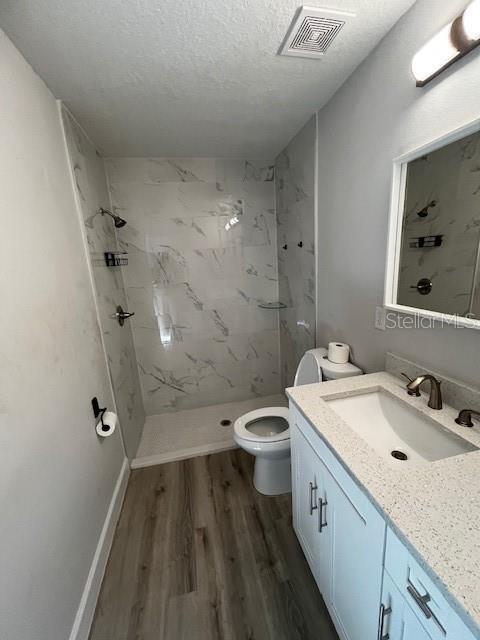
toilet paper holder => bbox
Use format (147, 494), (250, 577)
(92, 397), (108, 432)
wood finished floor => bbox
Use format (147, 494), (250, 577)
(89, 449), (339, 640)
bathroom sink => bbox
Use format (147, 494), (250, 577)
(326, 389), (478, 463)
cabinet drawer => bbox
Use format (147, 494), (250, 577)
(381, 570), (439, 640)
(385, 527), (477, 640)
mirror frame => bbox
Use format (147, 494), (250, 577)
(384, 116), (480, 331)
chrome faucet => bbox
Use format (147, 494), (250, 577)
(401, 373), (443, 410)
(455, 409), (480, 428)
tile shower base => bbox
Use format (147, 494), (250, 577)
(132, 393), (287, 469)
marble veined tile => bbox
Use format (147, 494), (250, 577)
(62, 108), (145, 458)
(105, 156), (281, 413)
(275, 117), (316, 388)
(397, 129), (480, 316)
(215, 158), (275, 186)
(105, 157), (217, 184)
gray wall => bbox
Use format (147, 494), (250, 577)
(275, 117), (316, 387)
(105, 158), (281, 414)
(0, 29), (125, 640)
(316, 0), (480, 387)
(62, 107), (145, 458)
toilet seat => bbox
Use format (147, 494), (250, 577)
(234, 407), (290, 443)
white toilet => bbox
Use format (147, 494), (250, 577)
(234, 347), (362, 496)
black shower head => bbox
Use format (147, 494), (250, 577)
(113, 215), (127, 228)
(99, 207), (127, 229)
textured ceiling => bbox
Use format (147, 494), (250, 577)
(0, 0), (416, 157)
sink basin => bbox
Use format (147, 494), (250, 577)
(326, 389), (478, 463)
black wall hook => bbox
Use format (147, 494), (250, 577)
(297, 241), (303, 248)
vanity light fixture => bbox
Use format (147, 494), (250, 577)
(464, 0), (480, 39)
(412, 0), (480, 87)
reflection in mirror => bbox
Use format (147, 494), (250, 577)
(396, 129), (480, 319)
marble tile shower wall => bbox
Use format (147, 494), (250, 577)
(275, 117), (316, 388)
(105, 158), (281, 415)
(61, 108), (145, 457)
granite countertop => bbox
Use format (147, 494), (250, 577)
(287, 371), (480, 634)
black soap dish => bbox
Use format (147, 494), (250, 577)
(409, 235), (443, 249)
(104, 251), (128, 267)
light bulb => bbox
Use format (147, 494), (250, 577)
(411, 23), (459, 84)
(463, 0), (480, 41)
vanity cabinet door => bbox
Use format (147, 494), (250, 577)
(291, 421), (332, 598)
(380, 571), (434, 640)
(323, 469), (385, 640)
(290, 422), (324, 586)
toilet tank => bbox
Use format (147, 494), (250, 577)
(294, 347), (363, 386)
(321, 358), (363, 381)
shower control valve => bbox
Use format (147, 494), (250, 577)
(110, 305), (135, 326)
(297, 320), (310, 329)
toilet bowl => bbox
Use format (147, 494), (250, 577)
(233, 407), (290, 496)
(234, 347), (363, 496)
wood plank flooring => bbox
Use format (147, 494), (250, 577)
(89, 449), (339, 640)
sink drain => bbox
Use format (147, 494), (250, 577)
(220, 419), (232, 427)
(391, 450), (408, 461)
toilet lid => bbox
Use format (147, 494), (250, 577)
(234, 407), (290, 443)
(294, 348), (327, 386)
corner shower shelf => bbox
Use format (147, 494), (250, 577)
(104, 251), (128, 267)
(409, 234), (443, 249)
(258, 301), (287, 309)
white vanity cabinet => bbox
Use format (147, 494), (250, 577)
(290, 412), (386, 640)
(290, 402), (479, 640)
(383, 528), (477, 640)
(380, 563), (477, 640)
(325, 471), (386, 640)
(291, 420), (330, 595)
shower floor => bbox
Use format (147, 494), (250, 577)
(132, 393), (287, 469)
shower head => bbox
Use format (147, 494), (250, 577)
(114, 216), (127, 228)
(99, 207), (127, 229)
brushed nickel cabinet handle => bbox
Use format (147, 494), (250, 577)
(407, 582), (432, 619)
(318, 497), (328, 532)
(406, 581), (446, 634)
(309, 481), (318, 515)
(377, 604), (392, 640)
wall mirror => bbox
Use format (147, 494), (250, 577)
(385, 119), (480, 329)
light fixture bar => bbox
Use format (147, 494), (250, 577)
(412, 0), (480, 87)
(463, 0), (480, 40)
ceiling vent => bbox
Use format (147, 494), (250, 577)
(279, 6), (355, 59)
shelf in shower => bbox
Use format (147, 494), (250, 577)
(409, 234), (443, 249)
(104, 251), (128, 267)
(258, 301), (288, 309)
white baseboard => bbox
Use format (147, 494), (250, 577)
(131, 441), (238, 469)
(68, 457), (130, 640)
